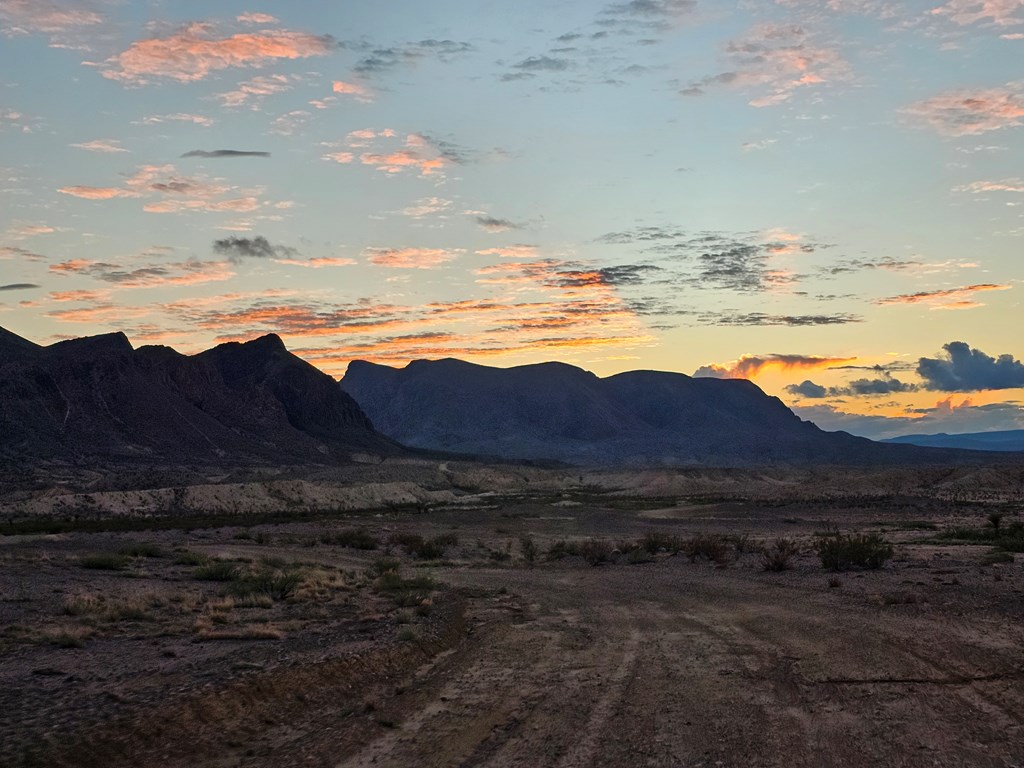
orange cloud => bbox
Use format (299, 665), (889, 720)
(366, 247), (460, 269)
(103, 22), (335, 84)
(70, 139), (128, 153)
(360, 150), (445, 176)
(218, 74), (293, 107)
(694, 354), (856, 379)
(904, 85), (1024, 136)
(877, 283), (1010, 308)
(332, 80), (373, 102)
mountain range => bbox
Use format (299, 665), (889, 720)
(1, 327), (1016, 469)
(339, 358), (994, 466)
(882, 429), (1024, 452)
(0, 327), (396, 464)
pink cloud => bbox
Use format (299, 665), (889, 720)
(102, 22), (335, 84)
(931, 0), (1024, 27)
(366, 247), (461, 269)
(58, 185), (137, 200)
(904, 84), (1024, 135)
(332, 80), (373, 102)
(274, 257), (357, 268)
(476, 245), (539, 258)
(218, 74), (293, 107)
(70, 139), (128, 153)
(954, 178), (1024, 192)
(237, 12), (280, 25)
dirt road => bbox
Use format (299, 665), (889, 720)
(327, 561), (1024, 768)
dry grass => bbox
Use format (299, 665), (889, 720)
(193, 623), (286, 641)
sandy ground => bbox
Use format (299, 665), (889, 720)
(2, 473), (1023, 767)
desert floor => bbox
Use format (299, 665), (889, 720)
(2, 465), (1023, 767)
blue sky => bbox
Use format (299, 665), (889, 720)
(1, 0), (1023, 438)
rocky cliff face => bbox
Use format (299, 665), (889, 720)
(340, 358), (973, 466)
(0, 328), (396, 465)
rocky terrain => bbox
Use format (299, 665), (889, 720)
(1, 464), (1023, 767)
(0, 328), (397, 465)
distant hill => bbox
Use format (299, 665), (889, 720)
(882, 429), (1024, 452)
(340, 358), (990, 466)
(0, 328), (398, 464)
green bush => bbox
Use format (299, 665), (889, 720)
(226, 571), (303, 601)
(817, 532), (893, 571)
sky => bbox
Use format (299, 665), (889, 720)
(1, 0), (1023, 440)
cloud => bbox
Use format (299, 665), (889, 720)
(322, 131), (453, 177)
(954, 178), (1024, 193)
(181, 149), (270, 159)
(237, 12), (279, 25)
(709, 312), (862, 326)
(512, 56), (571, 72)
(0, 245), (46, 261)
(786, 376), (918, 398)
(0, 0), (101, 47)
(332, 80), (373, 102)
(273, 257), (356, 268)
(402, 197), (452, 218)
(141, 113), (214, 127)
(352, 40), (472, 77)
(213, 235), (297, 262)
(365, 247), (461, 269)
(476, 245), (539, 258)
(877, 283), (1010, 309)
(694, 353), (856, 379)
(475, 215), (522, 232)
(605, 0), (696, 16)
(58, 185), (137, 200)
(683, 24), (848, 107)
(917, 341), (1024, 391)
(904, 84), (1024, 136)
(102, 22), (336, 84)
(49, 258), (233, 288)
(930, 0), (1024, 27)
(217, 73), (294, 108)
(0, 282), (39, 291)
(785, 380), (828, 398)
(70, 139), (128, 153)
(795, 400), (1024, 440)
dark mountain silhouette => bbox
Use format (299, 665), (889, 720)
(0, 327), (397, 464)
(340, 358), (1005, 466)
(883, 429), (1024, 452)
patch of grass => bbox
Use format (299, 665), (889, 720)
(373, 568), (435, 607)
(761, 538), (798, 572)
(937, 520), (1024, 553)
(390, 532), (457, 559)
(397, 627), (417, 642)
(40, 625), (94, 648)
(119, 542), (163, 558)
(626, 547), (654, 565)
(817, 532), (894, 571)
(173, 550), (210, 566)
(194, 624), (285, 641)
(79, 553), (131, 571)
(981, 549), (1015, 565)
(321, 527), (379, 550)
(193, 561), (241, 581)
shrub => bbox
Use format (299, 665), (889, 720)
(578, 538), (613, 566)
(520, 535), (538, 564)
(684, 534), (731, 564)
(322, 528), (379, 550)
(80, 553), (131, 571)
(817, 532), (893, 571)
(193, 561), (241, 581)
(640, 531), (684, 554)
(547, 540), (570, 560)
(626, 547), (654, 565)
(226, 571), (303, 601)
(761, 538), (799, 572)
